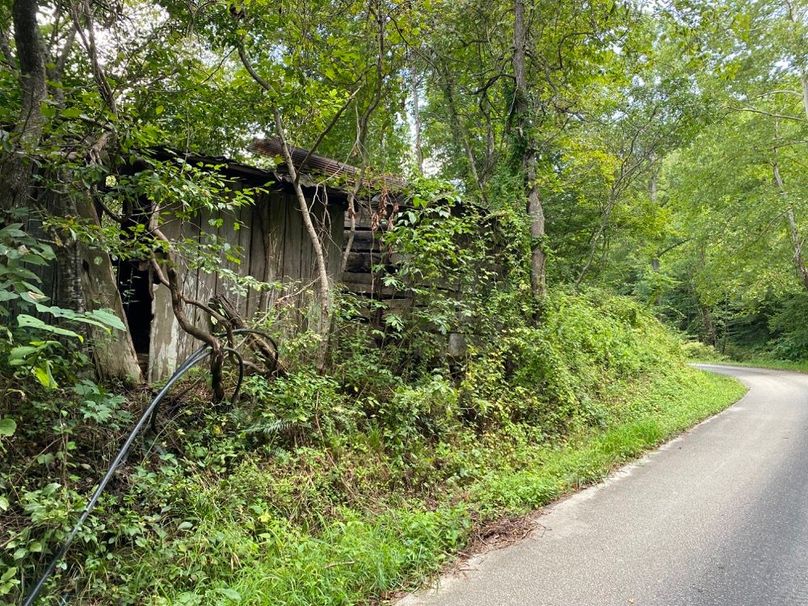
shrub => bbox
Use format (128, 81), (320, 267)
(241, 371), (356, 446)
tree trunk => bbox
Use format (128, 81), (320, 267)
(576, 189), (616, 287)
(43, 183), (143, 382)
(273, 111), (332, 370)
(649, 171), (663, 305)
(526, 155), (547, 299)
(45, 186), (87, 315)
(440, 72), (486, 202)
(784, 206), (808, 292)
(0, 0), (47, 217)
(1, 0), (142, 383)
(699, 304), (717, 347)
(409, 49), (424, 173)
(513, 0), (546, 302)
(74, 197), (144, 383)
(773, 160), (808, 292)
(237, 43), (337, 370)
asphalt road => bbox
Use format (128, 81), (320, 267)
(398, 365), (808, 606)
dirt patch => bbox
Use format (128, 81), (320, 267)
(461, 513), (540, 556)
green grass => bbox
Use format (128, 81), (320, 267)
(125, 367), (744, 606)
(470, 368), (745, 515)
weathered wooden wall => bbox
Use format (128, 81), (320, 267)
(148, 191), (343, 382)
(341, 204), (411, 313)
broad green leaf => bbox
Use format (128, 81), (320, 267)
(0, 224), (26, 239)
(60, 107), (83, 118)
(33, 364), (58, 390)
(84, 309), (126, 331)
(0, 565), (16, 583)
(17, 314), (83, 341)
(0, 418), (15, 437)
(216, 588), (242, 602)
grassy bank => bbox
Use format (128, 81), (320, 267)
(115, 369), (744, 605)
(127, 367), (743, 606)
(683, 342), (808, 374)
(2, 293), (746, 605)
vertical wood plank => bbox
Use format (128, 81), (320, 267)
(266, 193), (286, 314)
(217, 208), (240, 311)
(246, 202), (263, 319)
(328, 202), (345, 282)
(195, 208), (218, 338)
(236, 202), (253, 319)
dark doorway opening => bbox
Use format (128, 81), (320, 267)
(118, 261), (153, 373)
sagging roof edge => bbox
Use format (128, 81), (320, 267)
(133, 138), (408, 208)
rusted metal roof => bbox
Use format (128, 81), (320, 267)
(251, 137), (407, 194)
(252, 138), (362, 180)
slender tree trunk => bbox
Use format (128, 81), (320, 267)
(699, 303), (717, 347)
(773, 160), (808, 292)
(513, 0), (546, 302)
(409, 49), (424, 173)
(238, 43), (341, 370)
(576, 189), (616, 287)
(772, 67), (808, 292)
(650, 171), (660, 276)
(274, 112), (333, 370)
(648, 170), (663, 305)
(341, 191), (359, 275)
(784, 206), (808, 291)
(342, 5), (384, 274)
(440, 72), (486, 202)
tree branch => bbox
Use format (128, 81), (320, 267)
(733, 106), (805, 123)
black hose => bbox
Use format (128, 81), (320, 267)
(21, 327), (277, 605)
(21, 345), (210, 606)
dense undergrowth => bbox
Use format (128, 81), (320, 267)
(1, 290), (744, 605)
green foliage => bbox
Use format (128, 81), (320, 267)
(763, 295), (808, 360)
(2, 244), (745, 606)
(374, 375), (460, 452)
(0, 223), (55, 306)
(0, 225), (126, 392)
(0, 226), (137, 600)
(681, 340), (724, 361)
(73, 380), (131, 430)
(242, 370), (356, 445)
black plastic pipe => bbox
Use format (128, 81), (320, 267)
(21, 326), (273, 605)
(21, 345), (210, 606)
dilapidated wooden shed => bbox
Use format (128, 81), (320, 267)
(121, 140), (383, 382)
(118, 140), (408, 381)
